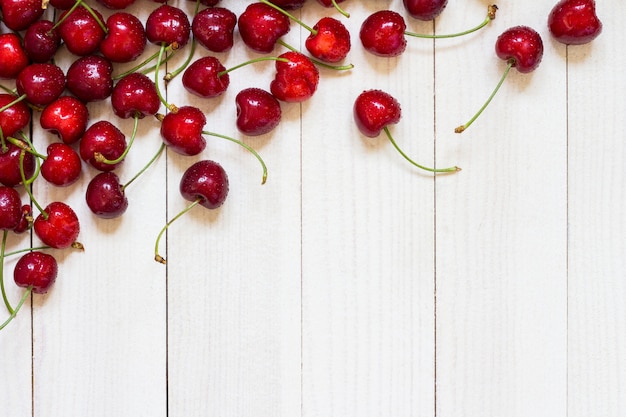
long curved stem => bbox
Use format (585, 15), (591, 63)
(154, 199), (201, 264)
(123, 143), (166, 190)
(0, 287), (32, 331)
(383, 127), (460, 173)
(95, 114), (139, 165)
(405, 5), (497, 39)
(202, 130), (268, 184)
(217, 56), (289, 77)
(277, 40), (354, 71)
(259, 0), (316, 34)
(331, 0), (350, 18)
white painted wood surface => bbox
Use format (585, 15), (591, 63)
(1, 1), (624, 416)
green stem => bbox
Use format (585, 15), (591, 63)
(0, 230), (14, 315)
(217, 56), (289, 77)
(383, 127), (460, 173)
(277, 40), (354, 71)
(331, 0), (350, 18)
(455, 60), (512, 133)
(405, 5), (497, 39)
(164, 39), (196, 82)
(202, 130), (268, 184)
(122, 143), (166, 190)
(5, 246), (51, 258)
(20, 150), (45, 214)
(154, 199), (201, 264)
(0, 94), (27, 115)
(259, 0), (316, 34)
(0, 287), (32, 331)
(112, 44), (177, 81)
(95, 114), (139, 165)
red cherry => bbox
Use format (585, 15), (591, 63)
(100, 12), (147, 63)
(85, 171), (128, 219)
(548, 0), (602, 45)
(360, 10), (407, 57)
(0, 141), (36, 187)
(403, 0), (448, 20)
(145, 4), (191, 47)
(159, 106), (207, 156)
(12, 204), (32, 234)
(33, 201), (80, 249)
(0, 186), (22, 230)
(238, 2), (291, 53)
(111, 72), (160, 119)
(235, 88), (282, 136)
(16, 63), (66, 107)
(79, 121), (127, 171)
(0, 0), (44, 32)
(192, 7), (237, 53)
(66, 55), (114, 103)
(305, 17), (351, 63)
(13, 251), (58, 294)
(0, 33), (29, 80)
(182, 56), (230, 98)
(41, 143), (82, 187)
(0, 93), (31, 138)
(23, 20), (62, 63)
(58, 5), (107, 56)
(180, 160), (229, 209)
(270, 51), (319, 103)
(40, 96), (90, 145)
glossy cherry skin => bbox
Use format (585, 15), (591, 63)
(0, 141), (36, 187)
(0, 94), (31, 138)
(23, 20), (62, 63)
(145, 4), (191, 47)
(548, 0), (602, 45)
(305, 17), (351, 63)
(40, 96), (90, 145)
(0, 0), (44, 31)
(182, 56), (230, 98)
(403, 0), (448, 21)
(66, 55), (114, 103)
(13, 204), (33, 234)
(41, 143), (82, 187)
(0, 34), (29, 79)
(85, 171), (128, 219)
(0, 186), (22, 230)
(495, 26), (544, 73)
(192, 7), (237, 53)
(238, 2), (291, 53)
(101, 12), (147, 63)
(353, 89), (402, 138)
(111, 72), (160, 119)
(270, 51), (319, 103)
(179, 160), (229, 210)
(160, 106), (207, 156)
(58, 5), (107, 56)
(360, 10), (407, 57)
(33, 201), (80, 249)
(14, 251), (58, 294)
(235, 88), (282, 136)
(16, 63), (66, 107)
(79, 121), (127, 171)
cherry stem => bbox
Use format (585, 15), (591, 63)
(154, 43), (178, 113)
(202, 130), (268, 184)
(51, 0), (107, 34)
(331, 0), (350, 18)
(0, 286), (32, 331)
(455, 59), (512, 133)
(217, 56), (290, 78)
(19, 150), (46, 216)
(277, 40), (354, 70)
(5, 135), (46, 160)
(154, 198), (201, 264)
(0, 84), (16, 95)
(0, 94), (27, 115)
(383, 127), (460, 173)
(405, 5), (497, 39)
(95, 114), (139, 165)
(122, 142), (166, 190)
(259, 0), (316, 34)
(164, 39), (196, 83)
(0, 230), (14, 315)
(4, 246), (52, 257)
(112, 44), (177, 81)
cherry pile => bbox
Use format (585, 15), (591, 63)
(0, 0), (602, 330)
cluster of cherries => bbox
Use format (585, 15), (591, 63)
(0, 0), (602, 330)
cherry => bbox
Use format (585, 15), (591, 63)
(0, 186), (22, 231)
(154, 160), (229, 264)
(238, 2), (291, 53)
(40, 96), (90, 145)
(41, 143), (82, 187)
(182, 56), (230, 98)
(33, 201), (81, 249)
(66, 55), (114, 103)
(548, 0), (602, 45)
(57, 4), (107, 56)
(0, 0), (44, 32)
(159, 106), (207, 156)
(79, 120), (127, 171)
(48, 0), (77, 9)
(455, 25), (543, 133)
(13, 204), (33, 234)
(14, 251), (58, 294)
(16, 63), (66, 107)
(192, 7), (237, 53)
(100, 12), (147, 63)
(0, 141), (36, 187)
(23, 20), (62, 64)
(0, 34), (29, 80)
(111, 72), (160, 119)
(354, 89), (459, 173)
(145, 4), (191, 47)
(235, 88), (282, 136)
(0, 94), (31, 138)
(403, 0), (448, 21)
(270, 51), (319, 102)
(85, 171), (128, 219)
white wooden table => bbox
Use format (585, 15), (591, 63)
(1, 1), (624, 416)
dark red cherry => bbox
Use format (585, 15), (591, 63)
(159, 106), (207, 156)
(66, 55), (114, 103)
(40, 96), (90, 145)
(14, 251), (58, 294)
(0, 141), (36, 187)
(13, 204), (33, 234)
(305, 17), (351, 63)
(41, 143), (82, 187)
(23, 20), (62, 63)
(58, 5), (107, 56)
(79, 121), (127, 171)
(85, 171), (128, 219)
(0, 93), (31, 138)
(16, 63), (66, 107)
(182, 56), (230, 98)
(0, 186), (22, 230)
(145, 4), (191, 47)
(33, 201), (80, 249)
(360, 10), (407, 57)
(110, 72), (160, 119)
(270, 51), (319, 103)
(235, 88), (282, 136)
(548, 0), (602, 45)
(0, 0), (44, 32)
(0, 33), (29, 79)
(403, 0), (448, 20)
(353, 89), (401, 138)
(100, 12), (147, 63)
(192, 7), (237, 53)
(180, 160), (229, 209)
(495, 25), (544, 73)
(238, 2), (291, 53)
